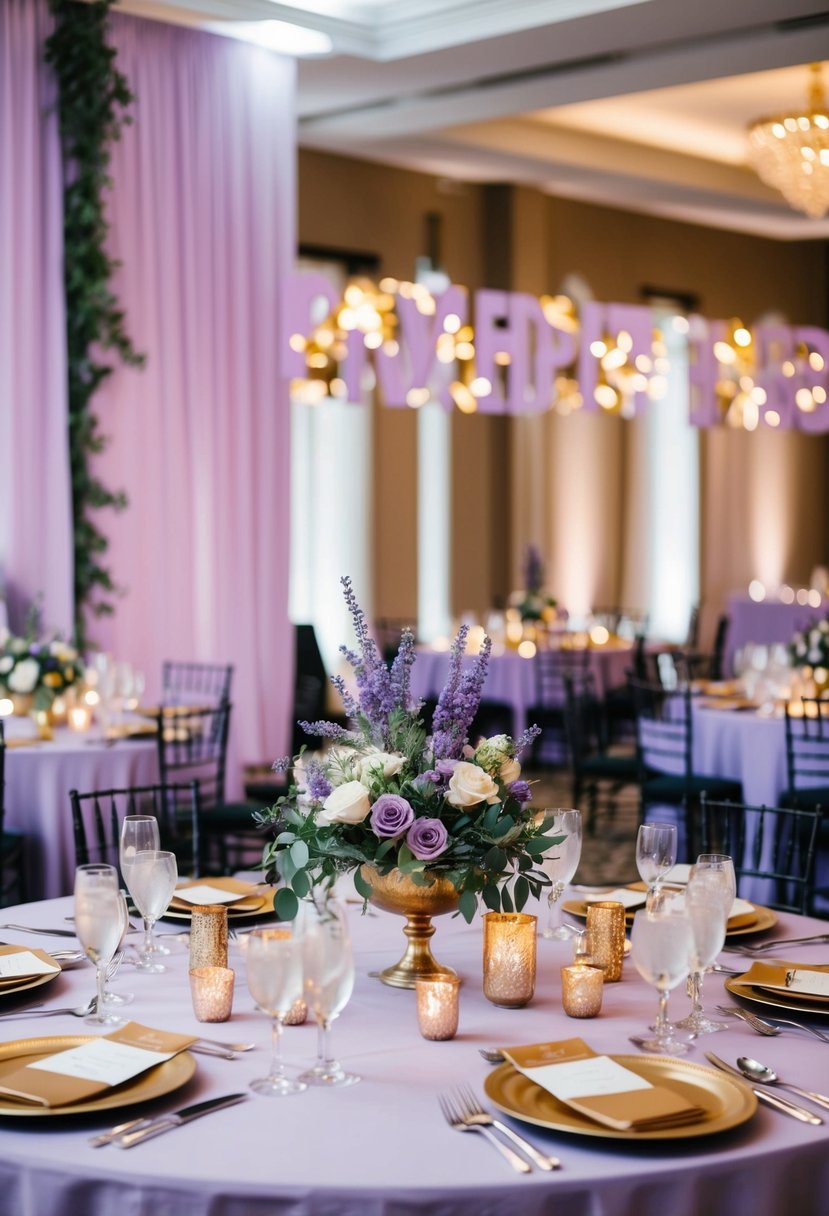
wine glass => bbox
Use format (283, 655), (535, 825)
(127, 850), (178, 972)
(74, 864), (125, 1026)
(101, 891), (134, 1009)
(541, 809), (582, 940)
(630, 905), (694, 1054)
(636, 822), (677, 904)
(245, 928), (306, 1097)
(298, 900), (359, 1087)
(675, 857), (735, 1035)
(120, 815), (170, 959)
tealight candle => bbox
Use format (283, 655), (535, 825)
(585, 901), (626, 982)
(561, 964), (604, 1018)
(189, 905), (229, 969)
(68, 705), (92, 732)
(415, 975), (460, 1040)
(0, 699), (12, 718)
(189, 966), (235, 1022)
(482, 912), (537, 1008)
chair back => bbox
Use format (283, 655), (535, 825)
(69, 781), (202, 877)
(699, 795), (822, 915)
(630, 678), (691, 779)
(161, 661), (233, 707)
(154, 702), (231, 817)
(292, 625), (329, 754)
(785, 698), (829, 792)
(563, 672), (601, 776)
(534, 645), (590, 709)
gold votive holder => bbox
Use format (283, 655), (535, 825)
(68, 705), (92, 732)
(33, 710), (54, 741)
(189, 966), (235, 1022)
(415, 975), (460, 1040)
(585, 901), (626, 982)
(482, 912), (537, 1008)
(561, 964), (604, 1018)
(283, 997), (308, 1026)
(189, 904), (229, 969)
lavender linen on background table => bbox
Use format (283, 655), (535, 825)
(0, 894), (827, 1216)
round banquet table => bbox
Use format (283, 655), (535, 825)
(2, 722), (158, 899)
(0, 895), (827, 1216)
(691, 703), (788, 809)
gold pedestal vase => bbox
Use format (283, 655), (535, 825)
(359, 866), (459, 989)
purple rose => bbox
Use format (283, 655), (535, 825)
(436, 758), (458, 778)
(406, 817), (448, 862)
(509, 780), (532, 804)
(370, 793), (415, 838)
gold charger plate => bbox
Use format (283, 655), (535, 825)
(562, 897), (776, 938)
(0, 1035), (196, 1118)
(0, 949), (62, 1000)
(164, 876), (273, 920)
(484, 1055), (756, 1141)
(726, 961), (829, 1017)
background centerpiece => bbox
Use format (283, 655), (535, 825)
(0, 627), (84, 715)
(259, 577), (562, 987)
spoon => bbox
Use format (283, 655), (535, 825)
(478, 1048), (506, 1063)
(736, 1056), (829, 1111)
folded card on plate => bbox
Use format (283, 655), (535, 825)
(731, 961), (829, 1000)
(583, 889), (646, 910)
(173, 883), (250, 906)
(0, 946), (60, 982)
(0, 1022), (197, 1107)
(501, 1038), (704, 1131)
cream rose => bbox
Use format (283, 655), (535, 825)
(447, 761), (500, 807)
(317, 780), (371, 826)
(500, 757), (521, 784)
(358, 750), (405, 785)
(7, 658), (39, 694)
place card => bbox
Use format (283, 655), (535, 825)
(174, 884), (249, 906)
(0, 950), (60, 980)
(0, 1022), (197, 1107)
(733, 961), (829, 1001)
(502, 1038), (704, 1131)
(583, 888), (646, 910)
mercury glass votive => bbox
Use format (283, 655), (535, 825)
(585, 901), (626, 982)
(189, 966), (235, 1022)
(561, 964), (604, 1018)
(68, 705), (92, 732)
(189, 905), (229, 969)
(415, 976), (460, 1040)
(283, 997), (308, 1026)
(482, 912), (537, 1008)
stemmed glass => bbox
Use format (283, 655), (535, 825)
(636, 822), (678, 906)
(541, 809), (582, 940)
(74, 864), (126, 1026)
(120, 815), (170, 959)
(245, 929), (306, 1097)
(630, 903), (694, 1055)
(299, 900), (360, 1087)
(101, 891), (134, 1009)
(675, 855), (736, 1035)
(127, 850), (178, 972)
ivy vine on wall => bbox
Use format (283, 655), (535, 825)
(45, 0), (143, 650)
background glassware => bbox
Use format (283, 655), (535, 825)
(245, 928), (306, 1096)
(101, 891), (135, 1009)
(630, 905), (693, 1054)
(127, 850), (178, 972)
(120, 815), (170, 959)
(74, 863), (125, 1026)
(299, 900), (359, 1087)
(541, 809), (582, 940)
(636, 822), (678, 902)
(675, 860), (734, 1034)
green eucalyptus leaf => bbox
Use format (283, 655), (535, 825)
(458, 888), (478, 923)
(291, 869), (310, 899)
(290, 840), (310, 870)
(514, 875), (530, 910)
(274, 887), (299, 921)
(353, 868), (373, 900)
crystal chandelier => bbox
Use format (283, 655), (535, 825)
(747, 63), (829, 219)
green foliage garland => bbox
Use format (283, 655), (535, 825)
(45, 0), (144, 649)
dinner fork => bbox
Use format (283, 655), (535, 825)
(451, 1085), (560, 1170)
(437, 1092), (530, 1173)
(724, 933), (829, 956)
(0, 997), (96, 1020)
(716, 1005), (829, 1043)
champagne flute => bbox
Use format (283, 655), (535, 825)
(676, 855), (736, 1035)
(541, 809), (582, 940)
(245, 929), (306, 1097)
(298, 900), (359, 1087)
(120, 815), (170, 959)
(128, 850), (178, 973)
(636, 822), (677, 904)
(74, 864), (125, 1026)
(630, 905), (693, 1054)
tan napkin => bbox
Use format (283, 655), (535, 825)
(0, 1022), (197, 1108)
(502, 1038), (705, 1131)
(731, 961), (829, 1004)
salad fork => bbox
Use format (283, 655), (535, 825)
(437, 1092), (530, 1173)
(452, 1085), (560, 1170)
(716, 1005), (829, 1043)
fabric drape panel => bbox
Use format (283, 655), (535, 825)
(0, 0), (73, 637)
(92, 15), (296, 793)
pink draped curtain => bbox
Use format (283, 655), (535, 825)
(92, 15), (296, 794)
(0, 0), (73, 637)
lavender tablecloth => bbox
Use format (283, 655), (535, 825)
(0, 893), (827, 1216)
(724, 594), (827, 679)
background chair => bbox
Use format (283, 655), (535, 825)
(698, 795), (822, 915)
(161, 661), (233, 707)
(0, 721), (26, 906)
(564, 674), (639, 835)
(69, 780), (201, 876)
(526, 645), (593, 767)
(781, 698), (829, 913)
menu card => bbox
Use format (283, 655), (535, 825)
(0, 947), (60, 982)
(0, 1022), (197, 1107)
(502, 1038), (704, 1131)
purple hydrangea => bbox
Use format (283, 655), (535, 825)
(370, 793), (415, 838)
(509, 779), (532, 804)
(407, 817), (448, 862)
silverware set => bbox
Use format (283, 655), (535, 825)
(724, 933), (829, 956)
(438, 1086), (560, 1173)
(89, 1093), (249, 1148)
(704, 1053), (824, 1124)
(716, 1004), (829, 1043)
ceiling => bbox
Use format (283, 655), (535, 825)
(117, 0), (829, 239)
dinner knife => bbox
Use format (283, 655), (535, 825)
(117, 1093), (249, 1147)
(704, 1053), (823, 1125)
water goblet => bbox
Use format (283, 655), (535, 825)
(74, 864), (125, 1026)
(245, 929), (306, 1096)
(120, 815), (170, 958)
(675, 855), (736, 1035)
(298, 900), (359, 1087)
(101, 891), (135, 1009)
(541, 809), (582, 940)
(636, 822), (677, 905)
(630, 905), (694, 1054)
(128, 850), (178, 973)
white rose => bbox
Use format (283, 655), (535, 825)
(500, 757), (521, 784)
(317, 780), (371, 826)
(7, 657), (39, 694)
(0, 656), (12, 675)
(358, 750), (404, 784)
(447, 761), (500, 807)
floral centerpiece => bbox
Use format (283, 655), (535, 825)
(0, 628), (84, 711)
(258, 578), (562, 937)
(509, 544), (559, 623)
(789, 617), (829, 688)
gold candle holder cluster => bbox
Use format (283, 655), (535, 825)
(189, 905), (229, 969)
(561, 964), (604, 1017)
(585, 901), (626, 982)
(482, 912), (537, 1008)
(415, 975), (460, 1040)
(189, 966), (235, 1022)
